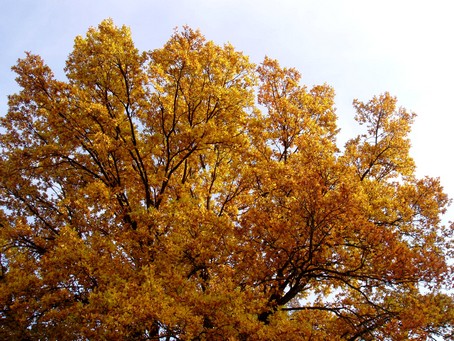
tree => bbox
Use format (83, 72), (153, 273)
(0, 19), (452, 340)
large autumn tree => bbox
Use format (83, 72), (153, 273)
(1, 19), (453, 340)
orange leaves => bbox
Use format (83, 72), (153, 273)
(0, 19), (453, 340)
(255, 57), (338, 164)
(66, 19), (146, 94)
(147, 26), (254, 149)
(345, 92), (416, 181)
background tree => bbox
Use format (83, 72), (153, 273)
(1, 19), (453, 340)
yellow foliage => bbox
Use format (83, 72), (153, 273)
(0, 19), (452, 340)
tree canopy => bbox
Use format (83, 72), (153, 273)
(1, 19), (453, 340)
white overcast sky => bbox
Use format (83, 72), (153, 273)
(1, 0), (453, 222)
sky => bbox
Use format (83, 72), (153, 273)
(1, 0), (453, 222)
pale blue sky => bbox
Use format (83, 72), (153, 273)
(1, 0), (453, 220)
